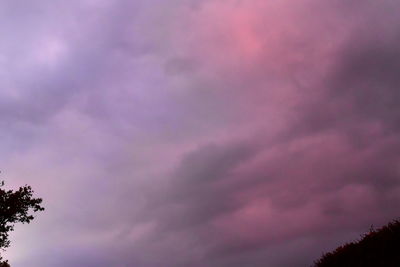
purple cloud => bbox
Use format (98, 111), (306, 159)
(2, 0), (400, 266)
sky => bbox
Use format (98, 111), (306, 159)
(1, 0), (400, 266)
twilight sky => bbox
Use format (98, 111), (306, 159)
(2, 1), (400, 266)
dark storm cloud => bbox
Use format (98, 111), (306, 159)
(123, 3), (400, 266)
(331, 39), (400, 129)
(156, 142), (259, 228)
(3, 1), (400, 267)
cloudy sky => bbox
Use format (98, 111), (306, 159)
(2, 0), (400, 266)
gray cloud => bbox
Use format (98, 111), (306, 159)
(2, 1), (400, 267)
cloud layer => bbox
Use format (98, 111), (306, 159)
(2, 0), (400, 266)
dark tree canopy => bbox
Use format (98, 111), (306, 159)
(0, 181), (44, 266)
(313, 219), (400, 267)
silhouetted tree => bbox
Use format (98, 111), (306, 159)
(313, 219), (400, 267)
(0, 181), (44, 266)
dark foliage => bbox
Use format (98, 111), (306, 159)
(0, 181), (44, 266)
(313, 219), (400, 267)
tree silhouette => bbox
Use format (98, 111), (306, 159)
(0, 181), (44, 266)
(313, 219), (400, 266)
